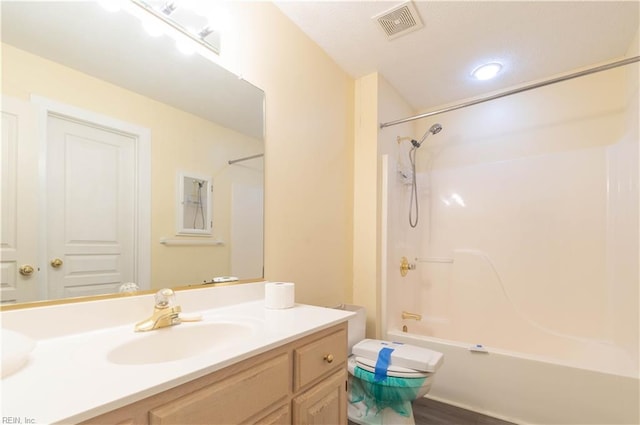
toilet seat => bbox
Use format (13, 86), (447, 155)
(348, 356), (429, 379)
(353, 356), (429, 378)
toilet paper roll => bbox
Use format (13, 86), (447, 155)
(265, 281), (295, 309)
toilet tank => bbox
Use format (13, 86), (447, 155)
(334, 304), (366, 354)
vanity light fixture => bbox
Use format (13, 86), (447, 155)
(471, 62), (503, 80)
(161, 1), (177, 15)
(198, 26), (214, 39)
(129, 0), (221, 55)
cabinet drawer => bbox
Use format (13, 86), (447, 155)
(294, 328), (347, 391)
(149, 353), (289, 425)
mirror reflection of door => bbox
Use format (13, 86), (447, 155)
(47, 114), (137, 299)
(1, 96), (39, 304)
(1, 96), (151, 304)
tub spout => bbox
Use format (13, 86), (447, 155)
(402, 311), (422, 321)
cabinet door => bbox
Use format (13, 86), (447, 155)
(292, 369), (347, 425)
(252, 404), (291, 425)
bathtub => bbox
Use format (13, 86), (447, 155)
(386, 329), (640, 425)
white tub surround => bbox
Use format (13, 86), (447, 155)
(0, 282), (354, 424)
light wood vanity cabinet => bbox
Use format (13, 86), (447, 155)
(81, 322), (347, 425)
(292, 369), (347, 425)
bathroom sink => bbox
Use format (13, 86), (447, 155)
(1, 329), (36, 378)
(107, 322), (254, 365)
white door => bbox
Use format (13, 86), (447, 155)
(1, 96), (39, 304)
(46, 114), (136, 299)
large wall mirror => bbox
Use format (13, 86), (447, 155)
(1, 1), (265, 307)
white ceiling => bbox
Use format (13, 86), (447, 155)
(275, 1), (640, 112)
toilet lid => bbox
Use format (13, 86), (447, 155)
(352, 339), (444, 373)
(355, 356), (429, 378)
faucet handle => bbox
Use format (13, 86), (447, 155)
(155, 288), (177, 308)
(119, 282), (140, 294)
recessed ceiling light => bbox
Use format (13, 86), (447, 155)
(471, 62), (503, 80)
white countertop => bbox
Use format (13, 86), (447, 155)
(0, 283), (354, 424)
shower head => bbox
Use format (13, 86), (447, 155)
(430, 123), (443, 134)
(411, 123), (443, 148)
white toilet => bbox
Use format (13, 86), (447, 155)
(336, 305), (444, 425)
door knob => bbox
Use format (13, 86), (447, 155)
(50, 258), (63, 268)
(400, 256), (415, 276)
(19, 264), (35, 276)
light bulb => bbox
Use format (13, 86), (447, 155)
(471, 62), (503, 80)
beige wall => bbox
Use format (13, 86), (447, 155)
(352, 73), (379, 337)
(219, 3), (355, 307)
(352, 72), (418, 337)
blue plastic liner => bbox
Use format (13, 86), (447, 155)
(351, 365), (426, 418)
(374, 347), (394, 382)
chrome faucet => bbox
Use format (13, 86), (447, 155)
(134, 288), (182, 332)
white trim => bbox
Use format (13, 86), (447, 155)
(379, 154), (389, 339)
(159, 237), (224, 246)
(30, 95), (151, 291)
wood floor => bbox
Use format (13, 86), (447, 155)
(348, 397), (516, 425)
(412, 398), (516, 425)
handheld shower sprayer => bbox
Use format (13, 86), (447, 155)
(411, 123), (443, 148)
(407, 122), (443, 228)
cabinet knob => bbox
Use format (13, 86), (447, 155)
(323, 353), (334, 364)
(51, 258), (63, 268)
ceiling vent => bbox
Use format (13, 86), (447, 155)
(373, 1), (423, 41)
